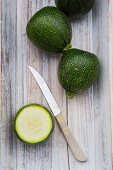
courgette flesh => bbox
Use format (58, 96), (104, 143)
(14, 104), (54, 144)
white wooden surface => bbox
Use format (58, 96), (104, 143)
(0, 0), (113, 169)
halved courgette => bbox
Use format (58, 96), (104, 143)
(14, 104), (54, 144)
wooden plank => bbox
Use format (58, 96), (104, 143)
(109, 0), (113, 169)
(92, 1), (112, 169)
(0, 0), (2, 167)
(68, 12), (96, 170)
(68, 0), (112, 170)
(16, 0), (69, 170)
(1, 0), (17, 169)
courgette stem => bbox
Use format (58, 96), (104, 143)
(66, 91), (75, 99)
(63, 43), (72, 52)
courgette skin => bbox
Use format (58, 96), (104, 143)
(14, 104), (54, 145)
(55, 0), (95, 17)
(26, 6), (72, 53)
(58, 49), (100, 98)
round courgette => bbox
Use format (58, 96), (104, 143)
(26, 6), (72, 54)
(14, 104), (54, 144)
(58, 49), (100, 98)
(55, 0), (95, 18)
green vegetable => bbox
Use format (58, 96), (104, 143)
(14, 104), (54, 144)
(55, 0), (95, 17)
(58, 49), (100, 98)
(26, 6), (72, 53)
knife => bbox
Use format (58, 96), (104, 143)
(28, 66), (87, 162)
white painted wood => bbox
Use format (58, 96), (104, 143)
(1, 0), (17, 169)
(0, 0), (113, 169)
(109, 0), (113, 169)
(0, 0), (2, 168)
(68, 0), (112, 170)
(16, 0), (68, 170)
(92, 1), (112, 170)
(68, 12), (96, 170)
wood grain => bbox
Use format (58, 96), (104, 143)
(109, 0), (113, 169)
(0, 0), (2, 167)
(0, 0), (113, 169)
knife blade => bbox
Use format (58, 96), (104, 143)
(28, 66), (87, 162)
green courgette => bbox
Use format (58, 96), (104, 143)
(14, 104), (54, 144)
(58, 49), (100, 98)
(55, 0), (95, 17)
(26, 6), (72, 53)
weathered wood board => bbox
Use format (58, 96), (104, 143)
(0, 0), (113, 169)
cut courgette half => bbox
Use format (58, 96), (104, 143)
(14, 104), (54, 144)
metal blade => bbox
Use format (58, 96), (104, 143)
(28, 66), (61, 116)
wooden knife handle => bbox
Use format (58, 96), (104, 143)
(56, 113), (87, 162)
